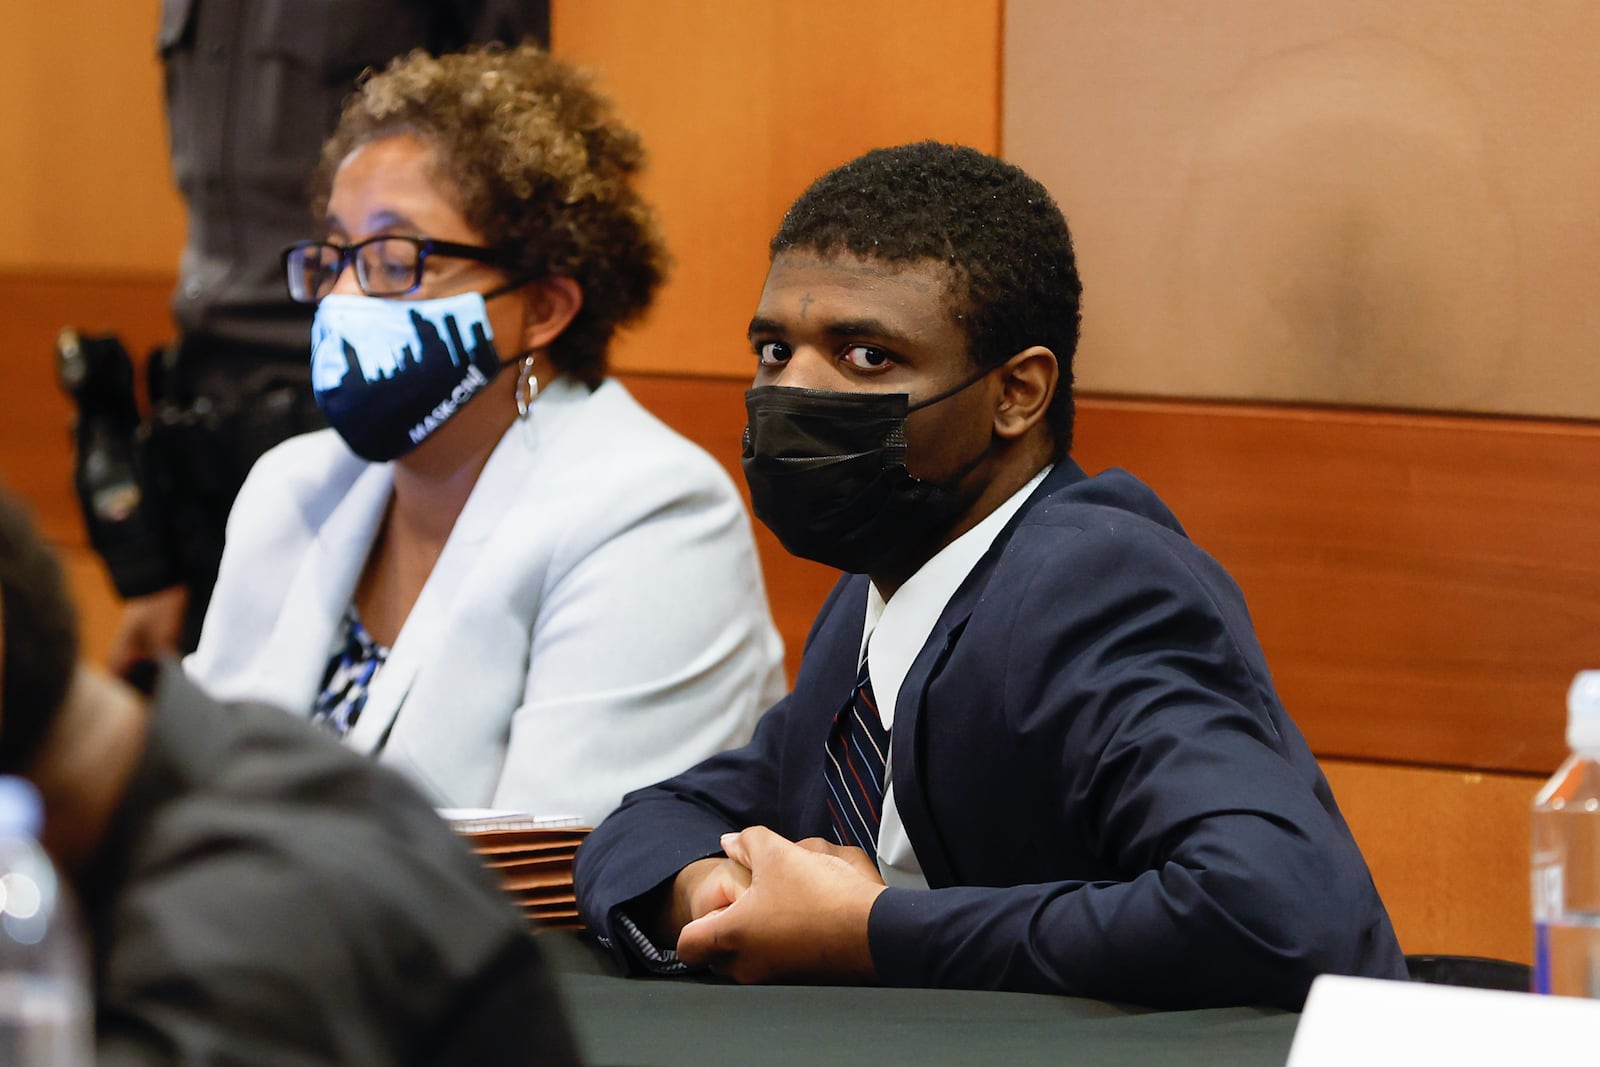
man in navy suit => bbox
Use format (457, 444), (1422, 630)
(575, 141), (1407, 1009)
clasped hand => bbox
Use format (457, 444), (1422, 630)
(670, 826), (887, 984)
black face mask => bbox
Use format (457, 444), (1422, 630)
(740, 371), (991, 575)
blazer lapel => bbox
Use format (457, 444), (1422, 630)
(890, 459), (1088, 887)
(343, 410), (548, 755)
(242, 460), (393, 717)
(890, 601), (976, 888)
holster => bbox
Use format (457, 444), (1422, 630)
(58, 330), (180, 599)
(60, 330), (323, 613)
(141, 339), (324, 602)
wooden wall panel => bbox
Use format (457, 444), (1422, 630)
(553, 0), (1002, 379)
(1072, 398), (1600, 777)
(1322, 758), (1539, 963)
(0, 3), (182, 274)
(1004, 0), (1600, 421)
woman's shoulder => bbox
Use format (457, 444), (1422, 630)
(232, 428), (373, 524)
(589, 380), (714, 445)
(497, 381), (749, 557)
(557, 379), (736, 488)
(246, 427), (363, 483)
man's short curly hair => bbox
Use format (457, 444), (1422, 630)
(771, 142), (1082, 454)
(313, 43), (667, 387)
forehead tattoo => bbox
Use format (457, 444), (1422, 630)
(798, 293), (815, 320)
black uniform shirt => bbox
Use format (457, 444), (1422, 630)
(83, 664), (581, 1066)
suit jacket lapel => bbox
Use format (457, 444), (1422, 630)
(890, 459), (1088, 886)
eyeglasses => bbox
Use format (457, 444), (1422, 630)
(282, 235), (512, 303)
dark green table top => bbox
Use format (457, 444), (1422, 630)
(541, 933), (1299, 1067)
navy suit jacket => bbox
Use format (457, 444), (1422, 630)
(575, 459), (1407, 1008)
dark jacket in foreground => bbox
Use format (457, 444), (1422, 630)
(84, 665), (581, 1066)
(576, 459), (1407, 1009)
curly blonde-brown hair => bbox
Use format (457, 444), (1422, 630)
(312, 42), (668, 386)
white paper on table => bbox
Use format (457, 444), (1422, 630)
(1288, 973), (1600, 1066)
(437, 808), (585, 831)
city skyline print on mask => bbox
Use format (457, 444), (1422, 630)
(311, 291), (508, 462)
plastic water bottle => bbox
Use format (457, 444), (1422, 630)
(1532, 671), (1600, 996)
(0, 777), (93, 1064)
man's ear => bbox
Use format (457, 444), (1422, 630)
(518, 276), (583, 351)
(992, 346), (1058, 441)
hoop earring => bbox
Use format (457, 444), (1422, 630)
(515, 354), (539, 418)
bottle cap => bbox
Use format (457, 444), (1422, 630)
(1568, 671), (1600, 752)
(0, 777), (42, 839)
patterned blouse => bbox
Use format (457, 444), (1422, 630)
(311, 605), (390, 738)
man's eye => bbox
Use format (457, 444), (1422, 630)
(757, 342), (791, 366)
(842, 345), (891, 371)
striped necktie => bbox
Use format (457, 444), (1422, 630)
(823, 658), (890, 853)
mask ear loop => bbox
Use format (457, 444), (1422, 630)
(515, 353), (539, 418)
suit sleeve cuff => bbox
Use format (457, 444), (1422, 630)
(867, 886), (937, 987)
(608, 909), (697, 976)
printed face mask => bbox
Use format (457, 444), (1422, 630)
(739, 370), (991, 575)
(310, 291), (510, 462)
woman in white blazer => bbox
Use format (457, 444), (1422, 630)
(185, 44), (785, 826)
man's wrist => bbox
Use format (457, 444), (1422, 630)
(625, 859), (715, 949)
(662, 857), (722, 940)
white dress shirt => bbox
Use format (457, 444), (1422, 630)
(863, 465), (1052, 889)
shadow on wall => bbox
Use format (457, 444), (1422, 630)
(1150, 34), (1518, 412)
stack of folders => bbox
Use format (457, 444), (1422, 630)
(441, 810), (592, 931)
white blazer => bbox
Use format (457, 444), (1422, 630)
(185, 378), (787, 825)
